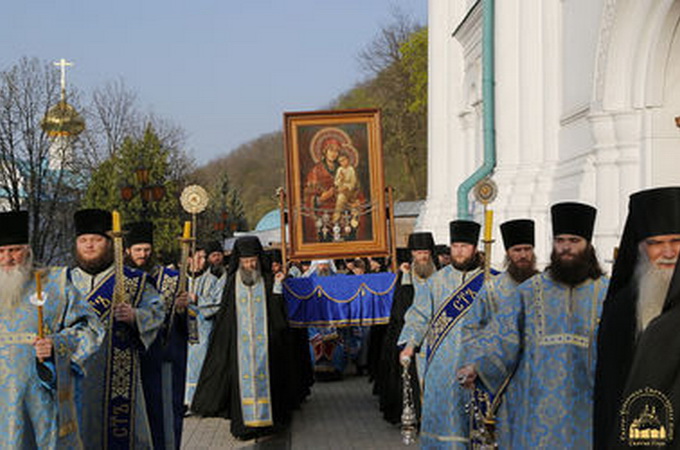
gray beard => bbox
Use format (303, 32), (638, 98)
(412, 259), (436, 280)
(635, 252), (674, 333)
(239, 267), (262, 287)
(0, 257), (33, 314)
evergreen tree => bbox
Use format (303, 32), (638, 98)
(82, 125), (184, 262)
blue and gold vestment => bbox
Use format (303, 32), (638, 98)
(0, 267), (104, 449)
(465, 272), (608, 448)
(184, 270), (224, 405)
(71, 264), (164, 450)
(398, 265), (486, 448)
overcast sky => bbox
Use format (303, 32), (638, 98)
(1, 1), (427, 164)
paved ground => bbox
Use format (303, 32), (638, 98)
(181, 374), (418, 449)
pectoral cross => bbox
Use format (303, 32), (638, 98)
(53, 58), (73, 100)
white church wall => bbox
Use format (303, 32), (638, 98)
(421, 0), (679, 269)
(419, 0), (472, 244)
(561, 0), (603, 117)
(649, 4), (680, 186)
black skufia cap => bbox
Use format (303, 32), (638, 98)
(449, 220), (481, 244)
(408, 232), (435, 253)
(628, 187), (680, 242)
(74, 209), (112, 237)
(500, 219), (535, 250)
(0, 211), (29, 246)
(125, 221), (153, 247)
(551, 202), (597, 241)
(204, 240), (223, 256)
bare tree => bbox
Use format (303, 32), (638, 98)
(78, 81), (193, 178)
(358, 7), (419, 76)
(0, 58), (194, 263)
(0, 57), (81, 263)
(77, 79), (139, 171)
(354, 9), (427, 200)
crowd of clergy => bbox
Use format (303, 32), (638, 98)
(1, 185), (679, 449)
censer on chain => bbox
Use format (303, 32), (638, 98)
(400, 355), (417, 445)
(466, 386), (498, 449)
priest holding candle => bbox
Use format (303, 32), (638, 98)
(70, 208), (164, 449)
(0, 210), (104, 448)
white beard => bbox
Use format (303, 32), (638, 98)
(635, 250), (675, 333)
(0, 258), (32, 314)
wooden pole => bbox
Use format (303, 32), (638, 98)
(35, 271), (44, 339)
(387, 186), (398, 272)
(278, 187), (288, 275)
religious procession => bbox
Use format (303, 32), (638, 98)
(3, 0), (680, 449)
(3, 185), (680, 449)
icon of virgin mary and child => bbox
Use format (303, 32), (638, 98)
(302, 127), (370, 243)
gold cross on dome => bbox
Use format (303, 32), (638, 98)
(53, 58), (73, 99)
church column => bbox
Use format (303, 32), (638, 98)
(589, 111), (620, 265)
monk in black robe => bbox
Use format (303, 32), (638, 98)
(595, 187), (680, 449)
(191, 236), (308, 440)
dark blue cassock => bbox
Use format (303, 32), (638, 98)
(141, 265), (187, 450)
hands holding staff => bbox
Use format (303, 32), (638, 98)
(33, 337), (53, 360)
(114, 303), (136, 324)
(175, 291), (194, 311)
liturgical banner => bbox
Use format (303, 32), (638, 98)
(284, 272), (397, 327)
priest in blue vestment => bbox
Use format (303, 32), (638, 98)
(125, 221), (188, 450)
(205, 239), (227, 281)
(459, 218), (538, 446)
(0, 211), (104, 449)
(459, 202), (609, 449)
(184, 243), (224, 406)
(70, 209), (165, 450)
(398, 220), (488, 448)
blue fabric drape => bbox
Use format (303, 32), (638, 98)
(284, 272), (396, 327)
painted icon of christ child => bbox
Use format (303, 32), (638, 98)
(333, 152), (358, 222)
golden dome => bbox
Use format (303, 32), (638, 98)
(41, 100), (85, 137)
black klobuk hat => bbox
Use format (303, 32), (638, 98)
(449, 220), (481, 245)
(125, 221), (154, 248)
(408, 232), (435, 254)
(628, 187), (680, 242)
(0, 211), (29, 246)
(74, 209), (112, 238)
(551, 202), (597, 241)
(500, 219), (535, 250)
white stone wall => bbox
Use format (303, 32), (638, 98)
(420, 0), (680, 268)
